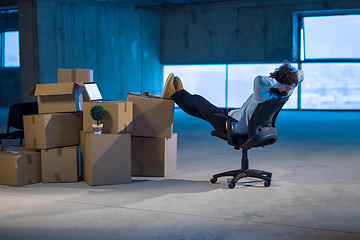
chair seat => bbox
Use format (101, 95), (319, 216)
(211, 130), (248, 148)
(0, 130), (24, 140)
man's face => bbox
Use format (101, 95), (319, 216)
(278, 83), (295, 95)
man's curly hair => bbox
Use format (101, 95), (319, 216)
(272, 61), (299, 86)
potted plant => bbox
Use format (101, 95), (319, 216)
(90, 105), (105, 134)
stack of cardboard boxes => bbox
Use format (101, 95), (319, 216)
(80, 99), (133, 186)
(0, 69), (178, 187)
(127, 92), (177, 177)
(0, 69), (89, 187)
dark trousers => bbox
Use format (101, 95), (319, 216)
(171, 90), (227, 132)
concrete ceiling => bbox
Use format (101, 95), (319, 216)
(130, 0), (307, 8)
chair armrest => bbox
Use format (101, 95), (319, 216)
(214, 112), (239, 122)
(214, 112), (238, 146)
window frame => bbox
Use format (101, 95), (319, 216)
(0, 29), (20, 68)
(0, 7), (19, 68)
(294, 9), (360, 110)
(0, 32), (2, 67)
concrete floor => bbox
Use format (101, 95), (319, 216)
(0, 107), (360, 240)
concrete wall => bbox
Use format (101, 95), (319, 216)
(34, 0), (162, 101)
(161, 0), (360, 64)
(10, 0), (162, 107)
(0, 69), (21, 107)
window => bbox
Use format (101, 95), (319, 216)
(297, 11), (360, 110)
(0, 8), (19, 68)
(301, 63), (360, 109)
(0, 30), (20, 67)
(303, 15), (360, 59)
(164, 65), (227, 107)
(164, 63), (298, 109)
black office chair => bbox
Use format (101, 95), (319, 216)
(210, 97), (289, 189)
(0, 102), (38, 146)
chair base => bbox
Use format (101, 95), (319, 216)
(210, 149), (273, 188)
(211, 169), (272, 188)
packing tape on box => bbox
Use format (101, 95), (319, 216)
(32, 115), (36, 124)
(33, 138), (37, 149)
(140, 138), (145, 146)
(57, 148), (62, 157)
(139, 164), (145, 176)
(54, 173), (61, 183)
(72, 69), (76, 81)
(124, 102), (127, 112)
(27, 154), (32, 165)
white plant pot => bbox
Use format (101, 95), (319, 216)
(92, 123), (103, 134)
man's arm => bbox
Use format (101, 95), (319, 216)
(253, 75), (278, 102)
(296, 70), (304, 85)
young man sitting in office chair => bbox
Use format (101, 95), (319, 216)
(161, 61), (304, 135)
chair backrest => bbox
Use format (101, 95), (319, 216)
(247, 97), (289, 138)
(7, 102), (38, 132)
(240, 97), (288, 150)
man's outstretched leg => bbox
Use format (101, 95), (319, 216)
(161, 74), (226, 133)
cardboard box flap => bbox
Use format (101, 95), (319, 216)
(27, 86), (36, 96)
(28, 82), (80, 96)
(127, 92), (161, 99)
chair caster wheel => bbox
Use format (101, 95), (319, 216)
(264, 181), (271, 187)
(210, 177), (217, 184)
(228, 182), (235, 189)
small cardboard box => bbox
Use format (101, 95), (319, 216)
(41, 145), (79, 183)
(57, 69), (93, 83)
(127, 92), (174, 138)
(24, 112), (83, 150)
(83, 101), (133, 134)
(131, 133), (177, 177)
(84, 133), (131, 186)
(27, 82), (83, 114)
(0, 150), (41, 187)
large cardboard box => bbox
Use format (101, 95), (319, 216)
(83, 101), (133, 134)
(127, 93), (174, 138)
(84, 133), (131, 186)
(41, 145), (79, 183)
(131, 133), (177, 177)
(24, 112), (83, 150)
(28, 82), (83, 114)
(0, 150), (41, 187)
(57, 69), (93, 83)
